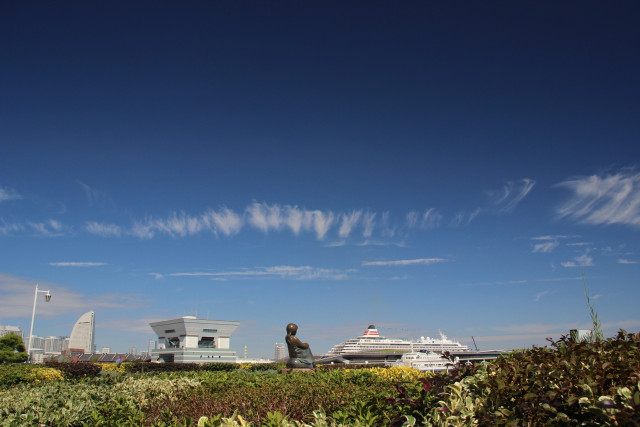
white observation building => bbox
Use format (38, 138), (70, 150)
(150, 316), (239, 363)
(68, 311), (95, 354)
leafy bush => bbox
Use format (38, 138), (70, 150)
(144, 368), (401, 425)
(2, 339), (638, 427)
(45, 361), (102, 379)
(98, 362), (128, 375)
(0, 364), (65, 387)
(388, 330), (640, 426)
(123, 361), (284, 374)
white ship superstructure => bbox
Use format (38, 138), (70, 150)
(393, 351), (452, 372)
(327, 325), (469, 356)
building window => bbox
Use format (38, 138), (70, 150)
(198, 337), (215, 348)
(202, 329), (217, 333)
(165, 329), (175, 333)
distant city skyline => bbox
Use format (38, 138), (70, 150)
(1, 2), (639, 357)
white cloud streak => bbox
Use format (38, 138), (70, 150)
(487, 178), (536, 213)
(533, 241), (559, 253)
(449, 209), (481, 227)
(362, 212), (376, 238)
(202, 208), (243, 236)
(77, 181), (105, 204)
(405, 211), (418, 228)
(617, 259), (638, 264)
(339, 210), (362, 238)
(310, 210), (335, 240)
(0, 218), (24, 235)
(86, 222), (122, 237)
(169, 265), (352, 280)
(422, 208), (443, 228)
(362, 258), (447, 266)
(245, 202), (335, 239)
(556, 169), (640, 228)
(561, 253), (594, 268)
(531, 235), (573, 241)
(0, 186), (22, 203)
(534, 291), (549, 302)
(49, 262), (108, 267)
(27, 219), (65, 237)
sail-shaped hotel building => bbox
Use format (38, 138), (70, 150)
(68, 311), (95, 354)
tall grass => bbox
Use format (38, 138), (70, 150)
(582, 269), (604, 342)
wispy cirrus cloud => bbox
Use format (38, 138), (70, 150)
(534, 291), (549, 302)
(362, 258), (447, 267)
(617, 259), (637, 264)
(449, 209), (481, 227)
(49, 262), (108, 267)
(362, 211), (376, 238)
(202, 208), (243, 236)
(530, 235), (580, 253)
(86, 222), (122, 237)
(0, 186), (22, 203)
(556, 168), (640, 228)
(28, 219), (65, 237)
(128, 207), (243, 239)
(14, 184), (539, 243)
(169, 265), (353, 280)
(339, 210), (362, 238)
(561, 253), (594, 268)
(0, 218), (24, 235)
(532, 241), (559, 253)
(246, 202), (335, 239)
(422, 208), (443, 228)
(531, 235), (573, 241)
(76, 181), (113, 208)
(487, 178), (536, 213)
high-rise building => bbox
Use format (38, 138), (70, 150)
(61, 337), (70, 353)
(101, 347), (111, 354)
(148, 340), (156, 354)
(44, 336), (62, 355)
(130, 346), (137, 355)
(0, 325), (23, 340)
(28, 335), (45, 353)
(274, 343), (287, 361)
(68, 311), (95, 354)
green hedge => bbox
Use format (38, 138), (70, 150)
(388, 330), (640, 426)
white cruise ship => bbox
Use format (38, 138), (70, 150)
(326, 325), (469, 356)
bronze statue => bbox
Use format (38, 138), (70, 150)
(285, 323), (315, 369)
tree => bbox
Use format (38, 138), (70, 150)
(0, 333), (29, 363)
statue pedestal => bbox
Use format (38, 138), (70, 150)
(280, 368), (316, 374)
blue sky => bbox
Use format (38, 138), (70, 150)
(1, 1), (639, 357)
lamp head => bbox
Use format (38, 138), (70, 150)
(45, 293), (51, 302)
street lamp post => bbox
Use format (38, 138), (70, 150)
(27, 283), (52, 358)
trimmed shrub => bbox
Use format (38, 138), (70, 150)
(388, 330), (640, 426)
(45, 361), (102, 379)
